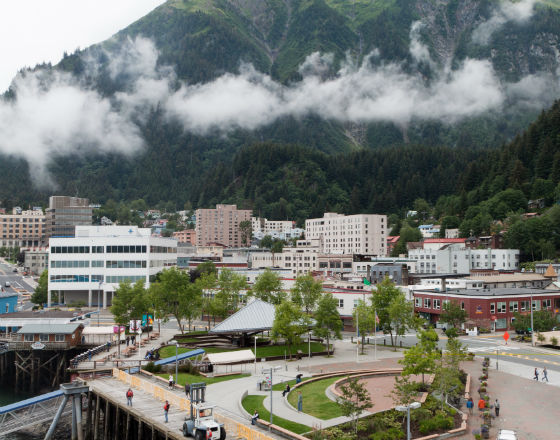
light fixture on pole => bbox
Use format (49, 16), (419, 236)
(395, 402), (421, 440)
(530, 292), (535, 347)
(170, 339), (179, 386)
(262, 366), (281, 430)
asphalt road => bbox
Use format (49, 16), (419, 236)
(0, 259), (36, 310)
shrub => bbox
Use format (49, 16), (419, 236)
(144, 361), (161, 373)
(178, 363), (199, 374)
(537, 333), (546, 343)
(410, 408), (432, 423)
(369, 428), (405, 440)
(551, 337), (558, 346)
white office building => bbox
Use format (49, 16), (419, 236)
(409, 245), (520, 274)
(47, 226), (177, 308)
(305, 213), (387, 255)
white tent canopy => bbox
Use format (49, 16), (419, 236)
(206, 349), (255, 365)
(83, 326), (121, 335)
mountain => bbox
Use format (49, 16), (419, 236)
(3, 0), (560, 212)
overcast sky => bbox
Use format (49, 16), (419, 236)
(0, 0), (165, 91)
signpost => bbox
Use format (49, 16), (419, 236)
(503, 331), (509, 345)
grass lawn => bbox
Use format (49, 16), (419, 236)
(158, 345), (239, 359)
(156, 372), (249, 386)
(241, 395), (311, 435)
(254, 342), (326, 359)
(287, 376), (342, 420)
(271, 377), (311, 391)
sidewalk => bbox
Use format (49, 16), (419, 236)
(457, 358), (560, 440)
(204, 339), (405, 431)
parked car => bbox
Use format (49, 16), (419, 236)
(12, 268), (17, 272)
(5, 281), (10, 287)
(497, 429), (517, 440)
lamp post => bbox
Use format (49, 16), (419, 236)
(170, 339), (179, 386)
(530, 292), (535, 347)
(262, 366), (281, 430)
(395, 402), (421, 440)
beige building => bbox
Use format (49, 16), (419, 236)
(305, 212), (387, 255)
(195, 204), (252, 247)
(46, 196), (92, 238)
(24, 249), (48, 275)
(274, 239), (320, 275)
(173, 229), (196, 244)
(0, 208), (45, 247)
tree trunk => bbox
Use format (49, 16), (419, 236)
(174, 314), (184, 333)
(327, 334), (330, 357)
(361, 334), (365, 355)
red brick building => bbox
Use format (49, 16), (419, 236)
(413, 288), (560, 331)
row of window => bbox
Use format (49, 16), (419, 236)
(51, 245), (174, 254)
(106, 260), (147, 269)
(150, 246), (176, 254)
(50, 274), (103, 283)
(51, 246), (91, 254)
(106, 245), (147, 253)
(51, 260), (90, 268)
(24, 334), (66, 342)
(105, 275), (146, 284)
(415, 297), (553, 312)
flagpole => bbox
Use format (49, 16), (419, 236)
(374, 307), (377, 361)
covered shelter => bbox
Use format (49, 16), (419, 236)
(206, 349), (255, 374)
(81, 325), (125, 344)
(209, 299), (275, 346)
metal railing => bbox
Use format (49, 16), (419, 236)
(7, 341), (71, 350)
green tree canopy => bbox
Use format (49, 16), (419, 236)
(290, 274), (323, 314)
(337, 377), (373, 435)
(439, 301), (468, 329)
(111, 280), (150, 325)
(31, 270), (49, 305)
(251, 268), (285, 304)
(271, 300), (311, 360)
(313, 292), (342, 355)
(353, 299), (375, 354)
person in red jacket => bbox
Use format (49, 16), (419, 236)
(126, 388), (133, 406)
(478, 398), (486, 411)
(164, 400), (170, 423)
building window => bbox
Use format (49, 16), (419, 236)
(353, 299), (359, 309)
(55, 334), (65, 342)
(39, 334), (49, 342)
(521, 300), (530, 312)
(434, 299), (440, 310)
(490, 303), (495, 314)
(497, 302), (506, 313)
(338, 299), (344, 308)
(424, 298), (431, 308)
(24, 334), (33, 342)
(461, 302), (465, 310)
(543, 299), (551, 310)
(495, 318), (507, 329)
(509, 301), (518, 312)
(415, 297), (421, 307)
(532, 300), (541, 311)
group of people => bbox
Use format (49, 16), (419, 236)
(534, 367), (549, 382)
(125, 335), (137, 346)
(466, 397), (500, 417)
(145, 349), (159, 361)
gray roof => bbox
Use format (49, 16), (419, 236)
(0, 292), (18, 299)
(17, 323), (83, 334)
(210, 299), (276, 334)
(415, 287), (559, 297)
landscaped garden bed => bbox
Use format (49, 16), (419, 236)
(241, 394), (311, 434)
(308, 395), (461, 440)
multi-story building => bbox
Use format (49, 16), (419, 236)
(418, 224), (440, 238)
(370, 263), (409, 285)
(24, 249), (49, 275)
(0, 208), (45, 248)
(305, 212), (387, 255)
(195, 204), (252, 247)
(173, 229), (196, 245)
(275, 239), (320, 275)
(45, 196), (92, 238)
(47, 226), (177, 308)
(413, 286), (560, 331)
(409, 241), (519, 274)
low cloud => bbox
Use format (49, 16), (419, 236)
(472, 0), (537, 45)
(0, 25), (557, 187)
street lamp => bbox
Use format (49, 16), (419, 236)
(262, 366), (281, 430)
(530, 292), (535, 347)
(395, 402), (421, 440)
(97, 281), (103, 327)
(170, 339), (179, 386)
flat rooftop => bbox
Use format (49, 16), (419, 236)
(415, 287), (559, 297)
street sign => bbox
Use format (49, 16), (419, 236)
(503, 331), (509, 342)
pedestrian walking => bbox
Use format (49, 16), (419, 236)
(297, 391), (303, 412)
(477, 397), (486, 412)
(466, 397), (474, 415)
(106, 341), (111, 352)
(88, 351), (92, 361)
(164, 400), (170, 423)
(534, 367), (539, 381)
(168, 374), (174, 389)
(185, 382), (190, 398)
(126, 336), (130, 347)
(494, 399), (500, 417)
(131, 335), (136, 345)
(126, 388), (133, 406)
(542, 366), (549, 382)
